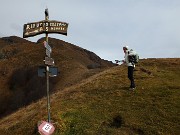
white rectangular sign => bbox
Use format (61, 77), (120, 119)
(44, 41), (52, 53)
(38, 121), (55, 135)
(42, 123), (52, 133)
(46, 49), (51, 57)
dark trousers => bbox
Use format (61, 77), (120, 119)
(128, 66), (135, 88)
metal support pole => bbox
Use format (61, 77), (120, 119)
(46, 65), (51, 122)
(45, 8), (51, 123)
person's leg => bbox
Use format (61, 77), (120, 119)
(128, 66), (135, 88)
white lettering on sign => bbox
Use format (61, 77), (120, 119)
(26, 22), (67, 30)
(23, 21), (68, 38)
(50, 27), (65, 31)
(46, 27), (49, 31)
(42, 123), (52, 133)
(26, 25), (30, 30)
(50, 22), (67, 27)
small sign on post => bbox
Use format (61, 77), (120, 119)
(44, 57), (54, 66)
(44, 41), (52, 57)
(38, 66), (59, 77)
(46, 49), (51, 58)
(44, 41), (52, 53)
(38, 121), (55, 135)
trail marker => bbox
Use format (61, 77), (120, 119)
(38, 66), (58, 77)
(23, 20), (68, 38)
(44, 41), (52, 53)
(46, 50), (51, 58)
(38, 121), (55, 135)
(44, 57), (54, 66)
(23, 8), (68, 133)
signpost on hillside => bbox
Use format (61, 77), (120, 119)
(23, 8), (68, 135)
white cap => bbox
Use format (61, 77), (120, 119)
(123, 46), (129, 50)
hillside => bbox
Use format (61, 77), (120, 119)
(0, 36), (114, 118)
(0, 57), (179, 135)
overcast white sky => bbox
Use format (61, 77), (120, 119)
(0, 0), (180, 61)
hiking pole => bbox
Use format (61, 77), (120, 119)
(115, 60), (124, 64)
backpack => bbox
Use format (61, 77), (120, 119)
(128, 50), (139, 64)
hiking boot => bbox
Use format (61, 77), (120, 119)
(129, 87), (136, 91)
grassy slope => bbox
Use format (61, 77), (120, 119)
(0, 36), (114, 118)
(0, 58), (180, 135)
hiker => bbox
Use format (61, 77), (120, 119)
(123, 46), (137, 90)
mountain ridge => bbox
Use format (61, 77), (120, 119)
(0, 36), (115, 118)
(0, 36), (179, 134)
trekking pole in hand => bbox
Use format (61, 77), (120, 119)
(115, 60), (124, 64)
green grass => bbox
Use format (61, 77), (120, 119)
(0, 59), (180, 135)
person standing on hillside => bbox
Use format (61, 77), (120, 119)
(123, 46), (136, 90)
